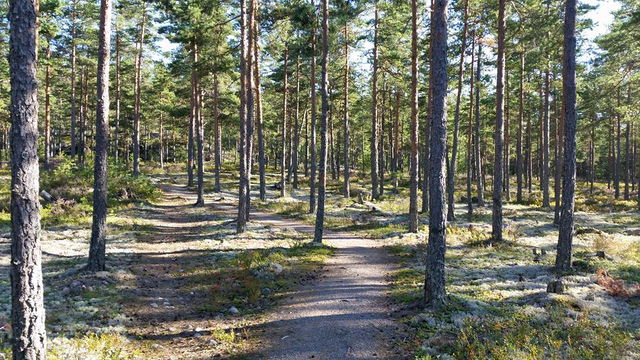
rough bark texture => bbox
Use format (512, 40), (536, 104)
(293, 56), (301, 190)
(446, 0), (468, 221)
(556, 0), (577, 272)
(9, 0), (47, 355)
(309, 3), (318, 214)
(313, 0), (329, 244)
(88, 0), (112, 272)
(236, 0), (250, 232)
(424, 0), (448, 309)
(408, 0), (419, 233)
(492, 0), (505, 242)
(370, 2), (380, 200)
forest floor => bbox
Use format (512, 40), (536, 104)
(0, 171), (407, 359)
(262, 177), (640, 359)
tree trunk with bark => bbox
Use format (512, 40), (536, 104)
(556, 0), (577, 272)
(492, 0), (505, 242)
(309, 2), (318, 213)
(88, 0), (112, 272)
(424, 0), (448, 309)
(370, 2), (380, 200)
(313, 0), (329, 244)
(408, 0), (420, 232)
(9, 0), (47, 355)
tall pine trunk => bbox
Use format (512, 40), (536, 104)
(309, 1), (318, 213)
(556, 0), (577, 272)
(408, 0), (419, 233)
(370, 2), (380, 200)
(88, 0), (112, 272)
(492, 0), (505, 242)
(424, 0), (448, 309)
(9, 0), (47, 355)
(313, 0), (329, 244)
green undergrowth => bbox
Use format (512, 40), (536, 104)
(182, 243), (334, 314)
(389, 236), (640, 359)
(48, 333), (146, 360)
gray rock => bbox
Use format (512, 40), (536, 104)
(229, 306), (239, 314)
(547, 279), (565, 294)
(270, 263), (284, 274)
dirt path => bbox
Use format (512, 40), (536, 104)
(247, 215), (405, 359)
(122, 178), (404, 359)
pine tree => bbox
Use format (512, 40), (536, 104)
(9, 0), (47, 355)
(88, 0), (112, 272)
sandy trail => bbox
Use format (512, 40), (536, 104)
(251, 215), (405, 359)
(129, 178), (405, 359)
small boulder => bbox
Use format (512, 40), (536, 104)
(270, 263), (284, 274)
(228, 306), (239, 314)
(546, 279), (565, 294)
